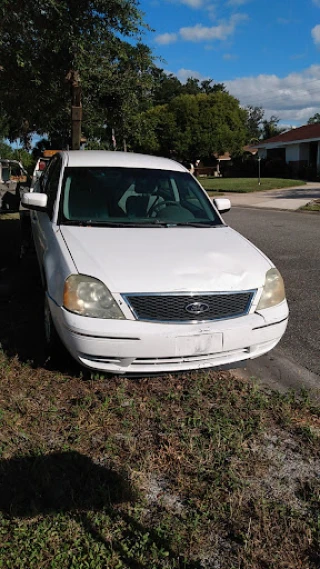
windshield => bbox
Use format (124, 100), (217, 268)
(60, 167), (222, 227)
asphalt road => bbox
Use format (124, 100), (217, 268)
(224, 207), (320, 394)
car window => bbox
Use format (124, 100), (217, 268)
(45, 158), (62, 218)
(40, 157), (57, 193)
(1, 166), (10, 182)
(60, 167), (222, 227)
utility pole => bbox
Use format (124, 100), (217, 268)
(66, 70), (82, 150)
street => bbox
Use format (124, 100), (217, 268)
(224, 207), (320, 392)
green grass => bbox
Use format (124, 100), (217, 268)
(200, 177), (306, 194)
(0, 356), (320, 568)
(301, 200), (320, 212)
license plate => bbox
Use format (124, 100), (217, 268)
(174, 333), (222, 356)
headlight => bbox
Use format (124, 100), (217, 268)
(63, 275), (124, 319)
(257, 268), (286, 310)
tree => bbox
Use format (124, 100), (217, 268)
(130, 91), (247, 161)
(0, 140), (34, 171)
(261, 115), (285, 140)
(83, 42), (157, 150)
(181, 78), (201, 96)
(0, 0), (151, 147)
(151, 74), (228, 106)
(307, 113), (320, 124)
(200, 80), (226, 94)
(152, 71), (183, 106)
(245, 106), (264, 142)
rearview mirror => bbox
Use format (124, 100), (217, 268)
(21, 192), (48, 211)
(213, 198), (231, 214)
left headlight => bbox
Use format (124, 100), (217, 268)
(257, 268), (286, 310)
(63, 275), (125, 319)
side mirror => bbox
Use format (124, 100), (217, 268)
(213, 198), (231, 214)
(21, 192), (48, 211)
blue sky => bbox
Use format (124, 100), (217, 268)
(140, 0), (320, 126)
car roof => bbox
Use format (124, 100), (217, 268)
(60, 151), (187, 172)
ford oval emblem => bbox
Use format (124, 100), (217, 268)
(185, 301), (210, 315)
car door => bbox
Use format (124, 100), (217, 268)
(31, 156), (62, 280)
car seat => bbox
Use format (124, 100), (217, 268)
(125, 178), (164, 218)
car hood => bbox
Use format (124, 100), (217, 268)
(60, 226), (272, 293)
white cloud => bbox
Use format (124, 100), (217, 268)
(311, 24), (320, 44)
(155, 13), (247, 45)
(155, 32), (178, 45)
(224, 65), (320, 124)
(177, 0), (205, 6)
(167, 0), (216, 18)
(176, 68), (209, 82)
(179, 13), (248, 42)
(312, 0), (320, 6)
(169, 0), (210, 8)
(180, 23), (228, 41)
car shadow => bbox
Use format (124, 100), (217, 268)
(0, 221), (81, 374)
(0, 450), (132, 517)
(0, 450), (201, 568)
(0, 243), (46, 361)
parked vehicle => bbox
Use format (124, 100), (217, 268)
(0, 159), (27, 184)
(0, 159), (29, 211)
(21, 151), (288, 375)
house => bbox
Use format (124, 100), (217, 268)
(255, 123), (320, 175)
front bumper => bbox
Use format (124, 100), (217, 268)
(50, 298), (289, 374)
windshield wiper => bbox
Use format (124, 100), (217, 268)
(62, 220), (219, 228)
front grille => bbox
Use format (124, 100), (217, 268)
(123, 291), (255, 322)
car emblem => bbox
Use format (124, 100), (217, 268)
(185, 301), (210, 315)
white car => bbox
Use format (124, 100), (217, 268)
(22, 151), (288, 375)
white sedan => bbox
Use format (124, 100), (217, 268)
(22, 151), (289, 375)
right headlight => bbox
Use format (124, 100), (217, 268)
(257, 268), (286, 310)
(63, 274), (124, 319)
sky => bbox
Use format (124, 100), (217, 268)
(140, 0), (320, 127)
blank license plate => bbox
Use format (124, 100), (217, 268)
(174, 333), (222, 356)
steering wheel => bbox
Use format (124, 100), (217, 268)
(149, 200), (181, 216)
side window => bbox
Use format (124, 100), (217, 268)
(40, 159), (54, 192)
(46, 158), (62, 219)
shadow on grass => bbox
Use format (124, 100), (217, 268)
(0, 451), (201, 568)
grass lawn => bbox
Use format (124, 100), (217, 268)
(0, 217), (320, 568)
(201, 177), (306, 194)
(301, 200), (320, 212)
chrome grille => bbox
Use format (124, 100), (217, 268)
(123, 292), (255, 322)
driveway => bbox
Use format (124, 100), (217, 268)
(221, 182), (320, 210)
